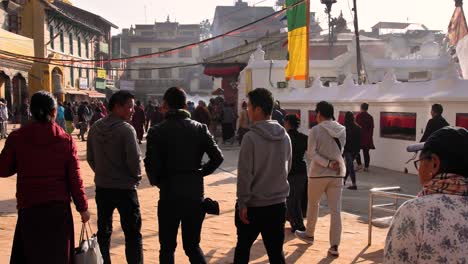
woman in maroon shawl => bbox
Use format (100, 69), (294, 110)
(132, 100), (146, 144)
(355, 103), (375, 172)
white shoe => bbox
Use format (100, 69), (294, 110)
(295, 230), (314, 244)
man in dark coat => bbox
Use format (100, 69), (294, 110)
(131, 101), (146, 144)
(145, 87), (223, 263)
(355, 103), (375, 172)
(420, 104), (449, 142)
(192, 101), (211, 126)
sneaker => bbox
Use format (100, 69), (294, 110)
(295, 231), (314, 244)
(328, 245), (339, 257)
(347, 185), (357, 190)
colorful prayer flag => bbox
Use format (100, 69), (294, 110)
(448, 3), (468, 47)
(285, 0), (309, 81)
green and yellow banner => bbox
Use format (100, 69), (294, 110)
(285, 0), (309, 81)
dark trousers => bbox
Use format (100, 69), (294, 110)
(344, 152), (357, 185)
(286, 174), (307, 230)
(158, 199), (206, 264)
(10, 202), (74, 264)
(234, 203), (286, 264)
(222, 123), (234, 142)
(95, 188), (143, 264)
(238, 128), (249, 145)
(356, 148), (371, 168)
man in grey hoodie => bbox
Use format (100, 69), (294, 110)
(87, 91), (143, 264)
(295, 101), (346, 258)
(234, 88), (292, 264)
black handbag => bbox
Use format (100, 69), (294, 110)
(202, 198), (220, 215)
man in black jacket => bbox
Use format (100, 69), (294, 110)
(420, 104), (449, 142)
(144, 87), (224, 264)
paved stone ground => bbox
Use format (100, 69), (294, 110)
(0, 131), (420, 263)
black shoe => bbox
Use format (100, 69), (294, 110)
(328, 245), (339, 257)
(347, 185), (357, 190)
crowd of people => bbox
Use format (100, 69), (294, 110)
(0, 86), (466, 264)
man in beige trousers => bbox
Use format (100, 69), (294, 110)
(295, 101), (346, 257)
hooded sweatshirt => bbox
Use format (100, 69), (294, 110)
(87, 114), (142, 189)
(308, 120), (346, 178)
(237, 120), (292, 209)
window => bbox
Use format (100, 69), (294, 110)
(59, 31), (64, 52)
(380, 112), (416, 141)
(86, 69), (90, 83)
(77, 37), (82, 57)
(8, 14), (21, 34)
(69, 33), (73, 54)
(138, 48), (152, 56)
(159, 69), (172, 79)
(78, 67), (82, 78)
(85, 40), (89, 58)
(49, 26), (54, 49)
(308, 110), (317, 128)
(141, 31), (154, 36)
(70, 67), (75, 87)
(456, 113), (468, 129)
(179, 48), (192, 58)
(138, 69), (152, 79)
(159, 48), (171, 58)
(179, 68), (192, 78)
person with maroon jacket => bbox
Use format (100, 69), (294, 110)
(0, 91), (89, 264)
(131, 100), (146, 144)
(355, 103), (375, 172)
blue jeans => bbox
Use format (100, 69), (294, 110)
(344, 152), (357, 185)
(95, 188), (143, 264)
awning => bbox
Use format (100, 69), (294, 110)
(0, 28), (34, 57)
(86, 90), (106, 98)
(65, 90), (87, 95)
(203, 65), (243, 77)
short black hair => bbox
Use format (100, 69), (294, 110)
(361, 103), (369, 111)
(109, 91), (135, 111)
(432, 104), (443, 115)
(163, 87), (187, 109)
(30, 91), (57, 122)
(247, 88), (274, 116)
(315, 101), (334, 120)
(284, 114), (300, 129)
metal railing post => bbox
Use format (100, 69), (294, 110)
(368, 191), (373, 246)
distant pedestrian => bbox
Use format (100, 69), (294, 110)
(221, 103), (236, 144)
(149, 104), (164, 128)
(64, 102), (75, 135)
(343, 111), (361, 190)
(132, 100), (146, 144)
(77, 101), (90, 141)
(295, 101), (345, 258)
(420, 103), (449, 142)
(0, 91), (89, 264)
(145, 87), (223, 264)
(20, 98), (30, 127)
(237, 101), (250, 145)
(56, 102), (66, 130)
(234, 88), (292, 264)
(145, 101), (155, 130)
(99, 101), (108, 116)
(89, 107), (105, 127)
(284, 114), (308, 233)
(355, 103), (375, 172)
(187, 101), (196, 115)
(0, 99), (9, 138)
(87, 91), (143, 264)
(193, 100), (211, 126)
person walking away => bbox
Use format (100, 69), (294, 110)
(149, 104), (164, 128)
(87, 91), (143, 264)
(0, 99), (9, 139)
(145, 101), (155, 131)
(77, 101), (90, 141)
(234, 88), (292, 264)
(0, 91), (90, 264)
(90, 107), (105, 127)
(64, 102), (75, 135)
(343, 112), (361, 190)
(20, 98), (30, 127)
(132, 100), (146, 144)
(145, 87), (223, 264)
(384, 127), (468, 263)
(99, 101), (108, 116)
(56, 102), (66, 130)
(221, 103), (236, 144)
(208, 99), (222, 142)
(193, 100), (211, 127)
(284, 114), (308, 233)
(237, 101), (250, 145)
(355, 103), (375, 172)
(295, 101), (346, 258)
(420, 103), (449, 142)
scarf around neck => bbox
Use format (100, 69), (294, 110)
(165, 109), (191, 120)
(418, 173), (468, 197)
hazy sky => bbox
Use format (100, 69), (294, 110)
(72, 0), (457, 35)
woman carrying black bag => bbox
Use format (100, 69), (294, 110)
(284, 114), (308, 232)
